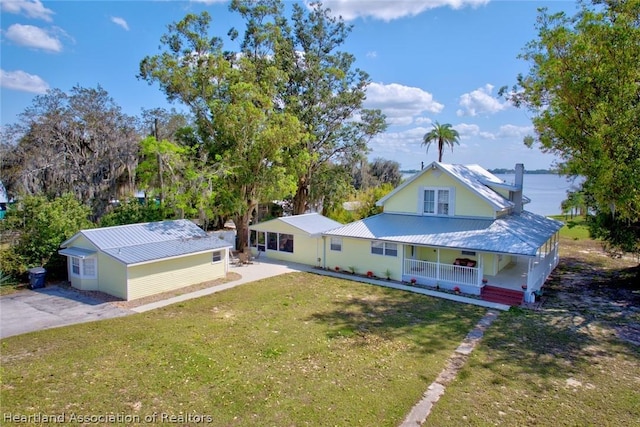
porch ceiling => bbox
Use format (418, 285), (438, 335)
(323, 212), (562, 257)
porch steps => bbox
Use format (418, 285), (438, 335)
(481, 285), (523, 306)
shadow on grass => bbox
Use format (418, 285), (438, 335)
(306, 288), (485, 357)
(476, 255), (640, 381)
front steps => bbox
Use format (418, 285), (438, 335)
(481, 285), (524, 306)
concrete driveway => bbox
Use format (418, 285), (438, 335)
(0, 286), (133, 339)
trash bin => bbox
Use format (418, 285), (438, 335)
(28, 267), (46, 289)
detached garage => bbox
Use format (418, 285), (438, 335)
(248, 213), (342, 267)
(59, 219), (232, 301)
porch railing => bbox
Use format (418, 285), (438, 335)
(527, 243), (560, 290)
(404, 259), (479, 287)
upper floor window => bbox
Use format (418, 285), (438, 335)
(423, 188), (450, 216)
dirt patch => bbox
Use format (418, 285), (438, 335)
(541, 237), (640, 346)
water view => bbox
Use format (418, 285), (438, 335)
(496, 173), (583, 217)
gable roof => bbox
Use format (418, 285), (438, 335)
(251, 213), (343, 236)
(377, 162), (529, 212)
(61, 219), (231, 266)
(323, 211), (562, 257)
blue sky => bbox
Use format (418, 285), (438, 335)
(1, 0), (578, 170)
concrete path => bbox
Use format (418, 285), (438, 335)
(1, 258), (508, 338)
(0, 286), (133, 339)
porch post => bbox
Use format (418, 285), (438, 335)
(436, 248), (440, 281)
(477, 254), (483, 286)
(527, 257), (533, 288)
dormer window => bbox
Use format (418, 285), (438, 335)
(423, 188), (450, 215)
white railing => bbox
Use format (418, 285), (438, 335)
(527, 243), (559, 290)
(404, 259), (479, 287)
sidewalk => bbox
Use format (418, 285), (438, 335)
(132, 258), (510, 313)
(131, 258), (312, 312)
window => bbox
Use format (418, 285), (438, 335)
(71, 257), (96, 278)
(212, 251), (222, 263)
(371, 241), (384, 255)
(330, 237), (342, 251)
(437, 190), (449, 215)
(83, 258), (96, 278)
(423, 188), (451, 216)
(371, 241), (397, 257)
(423, 189), (435, 213)
(279, 234), (294, 253)
(263, 232), (294, 253)
(267, 232), (278, 250)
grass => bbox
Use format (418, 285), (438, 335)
(0, 272), (485, 426)
(552, 214), (591, 240)
(425, 236), (640, 426)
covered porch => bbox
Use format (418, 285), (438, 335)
(401, 231), (560, 302)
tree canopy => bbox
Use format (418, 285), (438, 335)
(503, 0), (640, 255)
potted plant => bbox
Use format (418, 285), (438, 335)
(348, 266), (356, 274)
(410, 278), (417, 285)
(366, 271), (374, 278)
(384, 268), (392, 280)
(521, 284), (527, 290)
(335, 266), (340, 272)
(482, 278), (488, 284)
(453, 286), (461, 294)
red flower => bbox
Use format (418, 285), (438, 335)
(410, 278), (417, 284)
(366, 271), (374, 277)
(453, 286), (461, 293)
(335, 266), (340, 271)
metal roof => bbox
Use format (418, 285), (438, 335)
(322, 212), (563, 257)
(58, 247), (97, 259)
(102, 235), (231, 266)
(252, 213), (344, 236)
(61, 219), (232, 265)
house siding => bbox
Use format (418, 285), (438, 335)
(64, 235), (99, 291)
(325, 237), (402, 280)
(126, 250), (227, 301)
(383, 170), (495, 218)
(98, 253), (128, 299)
(259, 234), (322, 266)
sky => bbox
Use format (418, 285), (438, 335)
(0, 0), (579, 171)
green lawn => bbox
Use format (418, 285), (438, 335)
(0, 273), (485, 426)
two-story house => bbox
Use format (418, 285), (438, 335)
(321, 162), (562, 304)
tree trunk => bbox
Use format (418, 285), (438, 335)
(234, 208), (254, 251)
(292, 176), (309, 215)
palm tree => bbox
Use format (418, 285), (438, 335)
(422, 122), (460, 162)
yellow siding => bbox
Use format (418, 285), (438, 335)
(98, 252), (128, 300)
(251, 219), (299, 234)
(324, 237), (402, 281)
(64, 235), (100, 291)
(126, 250), (227, 301)
(383, 169), (495, 218)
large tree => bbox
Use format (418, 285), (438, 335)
(139, 11), (305, 249)
(283, 1), (387, 214)
(422, 121), (460, 163)
(504, 0), (640, 255)
(0, 85), (140, 219)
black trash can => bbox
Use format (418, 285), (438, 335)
(28, 267), (46, 289)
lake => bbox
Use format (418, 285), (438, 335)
(496, 174), (583, 216)
(400, 172), (583, 217)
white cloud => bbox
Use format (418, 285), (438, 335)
(496, 124), (533, 138)
(0, 0), (54, 22)
(456, 83), (509, 117)
(319, 0), (489, 22)
(0, 69), (50, 94)
(365, 82), (444, 126)
(111, 17), (129, 31)
(366, 51), (377, 59)
(5, 23), (63, 52)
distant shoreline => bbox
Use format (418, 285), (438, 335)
(400, 168), (558, 175)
